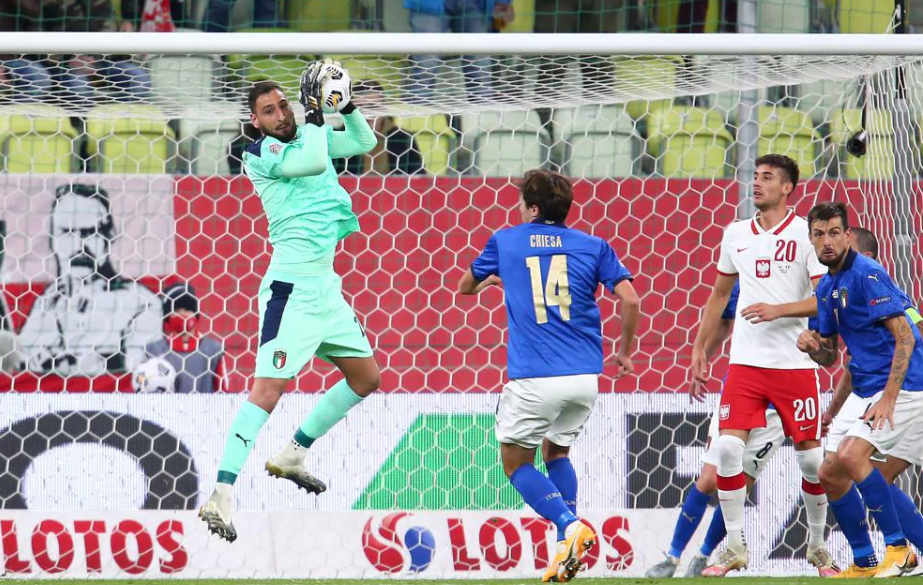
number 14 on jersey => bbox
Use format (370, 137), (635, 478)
(526, 254), (572, 324)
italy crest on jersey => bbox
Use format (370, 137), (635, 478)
(273, 350), (287, 369)
(756, 259), (771, 279)
(839, 287), (849, 309)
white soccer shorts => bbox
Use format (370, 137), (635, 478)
(495, 374), (599, 449)
(701, 404), (785, 478)
(844, 389), (923, 466)
(825, 392), (868, 454)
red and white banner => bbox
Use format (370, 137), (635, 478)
(2, 176), (919, 392)
(3, 509), (841, 579)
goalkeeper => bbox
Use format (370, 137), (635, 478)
(200, 60), (380, 542)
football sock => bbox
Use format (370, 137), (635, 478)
(802, 479), (829, 548)
(546, 457), (578, 542)
(701, 505), (727, 557)
(668, 483), (711, 558)
(510, 464), (579, 536)
(829, 484), (876, 568)
(217, 400), (271, 485)
(856, 469), (907, 547)
(890, 484), (923, 552)
(295, 379), (364, 448)
(715, 435), (747, 551)
(795, 448), (828, 549)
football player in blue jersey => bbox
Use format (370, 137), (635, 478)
(458, 169), (640, 582)
(812, 224), (923, 577)
(800, 202), (923, 577)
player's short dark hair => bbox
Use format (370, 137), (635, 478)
(755, 153), (800, 193)
(807, 201), (850, 231)
(519, 169), (574, 223)
(248, 81), (284, 113)
(851, 226), (879, 260)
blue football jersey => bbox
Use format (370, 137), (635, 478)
(471, 220), (633, 379)
(816, 250), (923, 397)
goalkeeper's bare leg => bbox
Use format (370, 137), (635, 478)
(200, 357), (380, 542)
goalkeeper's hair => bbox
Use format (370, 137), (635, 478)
(248, 80), (284, 113)
(851, 226), (879, 260)
(755, 153), (800, 192)
(520, 169), (573, 223)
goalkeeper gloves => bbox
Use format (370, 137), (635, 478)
(300, 61), (325, 127)
(300, 59), (357, 125)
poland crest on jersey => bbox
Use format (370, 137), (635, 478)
(756, 259), (771, 279)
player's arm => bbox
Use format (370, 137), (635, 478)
(826, 360), (852, 418)
(740, 279), (820, 323)
(276, 124), (329, 178)
(862, 315), (917, 430)
(458, 270), (501, 295)
(328, 107), (377, 158)
(691, 273), (737, 383)
(459, 234), (500, 295)
(689, 299), (734, 402)
(797, 329), (838, 366)
(613, 280), (640, 376)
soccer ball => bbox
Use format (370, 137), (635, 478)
(319, 63), (352, 114)
(132, 357), (177, 393)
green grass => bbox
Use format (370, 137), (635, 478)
(10, 576), (923, 585)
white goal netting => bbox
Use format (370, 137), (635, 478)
(0, 35), (922, 578)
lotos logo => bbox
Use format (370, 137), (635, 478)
(362, 513), (435, 573)
(362, 514), (633, 575)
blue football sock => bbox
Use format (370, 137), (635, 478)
(856, 469), (907, 547)
(700, 504), (727, 557)
(667, 484), (711, 559)
(829, 484), (876, 568)
(546, 458), (578, 542)
(890, 484), (923, 552)
(510, 464), (579, 536)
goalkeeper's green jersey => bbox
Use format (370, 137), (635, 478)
(243, 124), (359, 272)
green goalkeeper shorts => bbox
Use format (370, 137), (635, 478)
(255, 269), (373, 379)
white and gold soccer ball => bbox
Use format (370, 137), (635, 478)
(319, 62), (352, 114)
(132, 357), (177, 393)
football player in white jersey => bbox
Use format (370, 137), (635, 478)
(690, 154), (836, 577)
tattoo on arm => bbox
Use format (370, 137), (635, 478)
(885, 317), (914, 392)
(810, 337), (838, 367)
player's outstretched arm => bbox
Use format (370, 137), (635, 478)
(740, 296), (818, 323)
(863, 315), (916, 430)
(740, 278), (820, 323)
(612, 280), (640, 376)
(691, 273), (736, 383)
(329, 107), (377, 159)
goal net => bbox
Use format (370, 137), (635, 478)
(0, 33), (922, 578)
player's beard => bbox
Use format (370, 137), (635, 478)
(265, 121), (297, 143)
(818, 247), (848, 268)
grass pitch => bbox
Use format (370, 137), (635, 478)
(9, 576), (923, 585)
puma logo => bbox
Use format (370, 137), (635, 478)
(236, 433), (252, 447)
(682, 512), (696, 523)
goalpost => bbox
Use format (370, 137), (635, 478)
(0, 32), (921, 578)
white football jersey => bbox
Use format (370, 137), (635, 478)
(716, 209), (825, 369)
